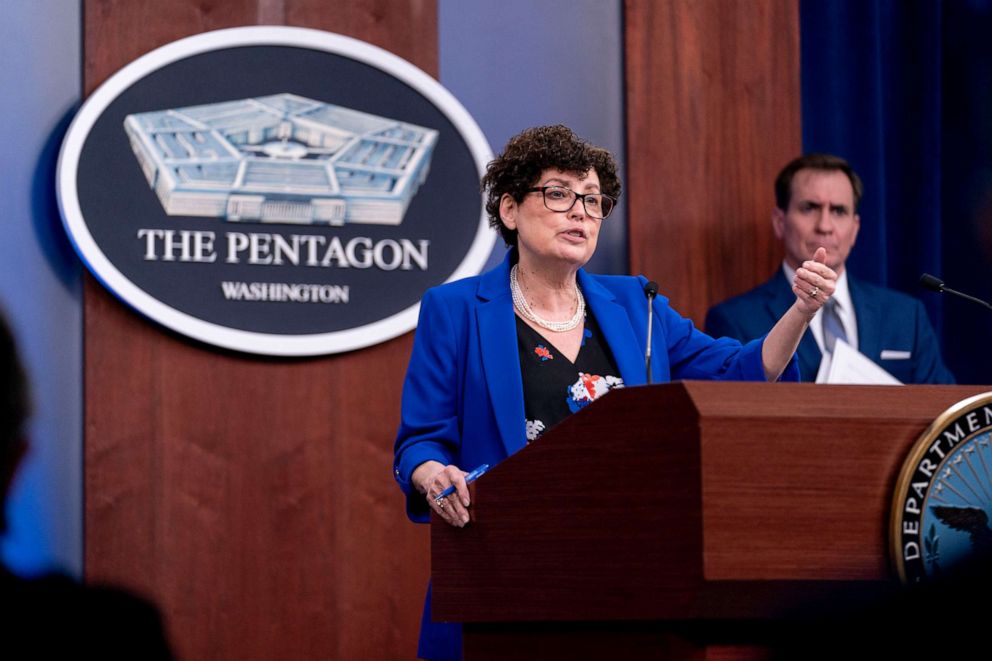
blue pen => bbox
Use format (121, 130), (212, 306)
(437, 464), (490, 500)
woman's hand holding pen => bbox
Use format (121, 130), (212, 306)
(412, 460), (471, 527)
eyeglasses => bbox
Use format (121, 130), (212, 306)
(525, 186), (617, 219)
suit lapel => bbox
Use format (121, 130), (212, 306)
(796, 327), (822, 382)
(766, 270), (821, 381)
(849, 276), (880, 363)
(477, 255), (527, 457)
(579, 271), (645, 386)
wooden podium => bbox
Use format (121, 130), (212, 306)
(430, 382), (989, 659)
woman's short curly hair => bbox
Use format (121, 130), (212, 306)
(481, 125), (622, 246)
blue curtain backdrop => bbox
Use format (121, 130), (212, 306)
(801, 0), (992, 384)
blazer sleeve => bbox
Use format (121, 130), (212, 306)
(656, 291), (800, 382)
(393, 288), (462, 522)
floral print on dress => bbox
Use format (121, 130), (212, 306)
(526, 419), (546, 442)
(565, 372), (624, 413)
(534, 344), (553, 361)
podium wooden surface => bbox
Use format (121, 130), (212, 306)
(431, 382), (989, 659)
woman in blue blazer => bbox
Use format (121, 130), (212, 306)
(394, 125), (830, 660)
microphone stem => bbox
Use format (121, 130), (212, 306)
(943, 286), (992, 310)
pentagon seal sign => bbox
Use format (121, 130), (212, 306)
(891, 392), (992, 583)
(58, 27), (494, 356)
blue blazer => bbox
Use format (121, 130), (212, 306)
(705, 270), (955, 384)
(394, 251), (798, 521)
(393, 252), (798, 660)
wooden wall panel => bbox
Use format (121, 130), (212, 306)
(83, 1), (436, 659)
(624, 0), (801, 325)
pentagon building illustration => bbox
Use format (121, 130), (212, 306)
(123, 94), (439, 226)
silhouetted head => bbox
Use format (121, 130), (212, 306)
(0, 309), (29, 534)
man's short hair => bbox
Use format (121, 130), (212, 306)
(774, 153), (864, 212)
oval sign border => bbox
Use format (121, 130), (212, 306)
(57, 26), (495, 356)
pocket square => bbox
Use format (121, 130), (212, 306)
(880, 349), (911, 360)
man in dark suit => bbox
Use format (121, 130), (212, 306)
(706, 154), (954, 384)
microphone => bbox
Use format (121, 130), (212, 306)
(644, 281), (659, 384)
(919, 273), (992, 311)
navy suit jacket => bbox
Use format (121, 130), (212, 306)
(394, 251), (798, 660)
(705, 270), (955, 384)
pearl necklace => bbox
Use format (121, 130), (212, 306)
(510, 264), (585, 332)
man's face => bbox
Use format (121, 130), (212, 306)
(773, 168), (860, 273)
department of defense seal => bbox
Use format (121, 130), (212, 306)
(891, 392), (992, 583)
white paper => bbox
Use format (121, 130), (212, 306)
(816, 339), (903, 385)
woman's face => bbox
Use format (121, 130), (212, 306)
(500, 168), (603, 272)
